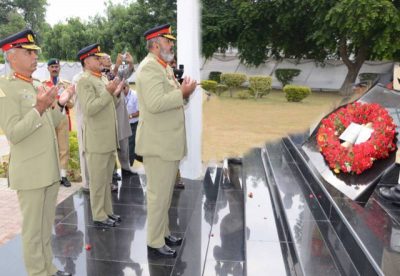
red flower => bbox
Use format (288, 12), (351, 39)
(317, 103), (396, 174)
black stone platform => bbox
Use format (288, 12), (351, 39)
(303, 84), (400, 201)
(0, 166), (248, 276)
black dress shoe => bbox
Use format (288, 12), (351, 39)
(121, 168), (138, 175)
(175, 180), (185, 189)
(147, 245), (177, 258)
(108, 214), (122, 222)
(113, 172), (122, 181)
(94, 218), (115, 227)
(111, 182), (118, 192)
(165, 235), (183, 246)
(60, 177), (71, 187)
(379, 186), (400, 205)
(53, 271), (71, 276)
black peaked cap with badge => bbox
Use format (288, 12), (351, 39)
(77, 43), (106, 61)
(47, 58), (60, 66)
(144, 24), (176, 41)
(0, 29), (41, 52)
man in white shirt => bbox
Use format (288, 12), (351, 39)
(124, 82), (141, 166)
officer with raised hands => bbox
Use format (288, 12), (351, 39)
(0, 29), (74, 276)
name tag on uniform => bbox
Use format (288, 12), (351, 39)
(21, 93), (34, 100)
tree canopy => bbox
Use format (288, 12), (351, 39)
(40, 1), (177, 62)
(1, 0), (400, 95)
(202, 0), (400, 95)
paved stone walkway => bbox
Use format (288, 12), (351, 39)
(0, 135), (81, 245)
(0, 179), (81, 245)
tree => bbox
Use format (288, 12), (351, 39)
(13, 0), (48, 32)
(104, 0), (177, 62)
(202, 0), (400, 96)
(315, 0), (400, 95)
(41, 18), (94, 61)
(201, 0), (240, 59)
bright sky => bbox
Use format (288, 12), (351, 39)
(46, 0), (126, 26)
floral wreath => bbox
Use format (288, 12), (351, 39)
(316, 102), (396, 174)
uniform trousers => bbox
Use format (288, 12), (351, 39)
(128, 122), (138, 166)
(87, 151), (115, 221)
(55, 117), (69, 171)
(144, 156), (179, 247)
(117, 137), (131, 171)
(17, 182), (59, 276)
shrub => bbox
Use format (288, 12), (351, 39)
(283, 85), (311, 102)
(68, 131), (81, 182)
(209, 71), (222, 83)
(275, 69), (301, 87)
(358, 73), (378, 83)
(237, 90), (251, 100)
(0, 161), (8, 178)
(201, 80), (218, 94)
(220, 73), (247, 97)
(215, 84), (228, 96)
(249, 76), (272, 99)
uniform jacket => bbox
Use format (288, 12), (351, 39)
(135, 52), (186, 161)
(0, 73), (64, 190)
(76, 71), (118, 154)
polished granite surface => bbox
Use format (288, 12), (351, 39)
(283, 132), (400, 275)
(263, 143), (346, 275)
(0, 166), (250, 276)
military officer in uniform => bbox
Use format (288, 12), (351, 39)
(76, 44), (124, 227)
(43, 58), (75, 187)
(135, 24), (196, 257)
(0, 29), (74, 276)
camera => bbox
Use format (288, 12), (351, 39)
(173, 64), (184, 84)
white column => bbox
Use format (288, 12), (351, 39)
(177, 0), (202, 179)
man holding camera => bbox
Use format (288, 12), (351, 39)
(100, 53), (136, 187)
(135, 23), (196, 258)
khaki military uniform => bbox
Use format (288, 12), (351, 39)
(0, 72), (65, 276)
(76, 71), (119, 221)
(72, 72), (90, 188)
(135, 53), (186, 247)
(43, 79), (75, 173)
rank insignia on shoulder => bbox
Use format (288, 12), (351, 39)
(0, 88), (5, 98)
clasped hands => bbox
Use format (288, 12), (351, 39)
(106, 77), (125, 97)
(35, 85), (76, 115)
(180, 76), (197, 99)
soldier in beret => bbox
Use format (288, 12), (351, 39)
(135, 24), (196, 258)
(0, 29), (74, 276)
(43, 58), (75, 188)
(75, 43), (124, 228)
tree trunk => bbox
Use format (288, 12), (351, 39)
(338, 38), (367, 96)
(339, 64), (361, 96)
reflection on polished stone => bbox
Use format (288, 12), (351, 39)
(1, 166), (250, 276)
